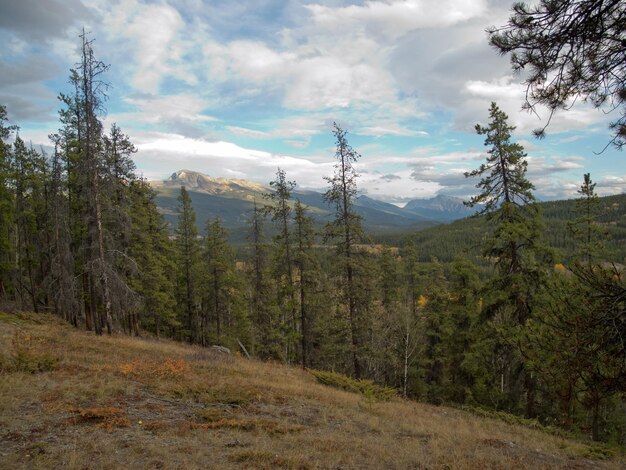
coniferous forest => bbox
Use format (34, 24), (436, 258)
(1, 11), (625, 447)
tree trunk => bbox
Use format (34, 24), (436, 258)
(300, 267), (307, 369)
(591, 395), (600, 441)
(403, 329), (410, 397)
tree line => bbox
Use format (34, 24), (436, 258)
(1, 27), (625, 444)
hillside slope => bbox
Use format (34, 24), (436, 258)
(375, 193), (626, 262)
(152, 170), (438, 239)
(1, 312), (622, 469)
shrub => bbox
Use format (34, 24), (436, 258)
(0, 330), (60, 374)
(309, 370), (395, 402)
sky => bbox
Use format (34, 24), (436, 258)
(0, 0), (624, 205)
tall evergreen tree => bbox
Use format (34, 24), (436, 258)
(12, 137), (48, 312)
(567, 173), (605, 263)
(324, 122), (366, 378)
(441, 258), (481, 404)
(465, 102), (546, 417)
(202, 217), (242, 346)
(248, 202), (281, 359)
(175, 186), (201, 343)
(265, 168), (298, 361)
(47, 137), (78, 324)
(128, 179), (176, 338)
(0, 105), (16, 300)
(293, 200), (317, 368)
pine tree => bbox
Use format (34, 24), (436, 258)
(440, 258), (481, 403)
(0, 105), (16, 300)
(128, 179), (176, 338)
(248, 202), (281, 359)
(418, 260), (448, 404)
(175, 186), (201, 343)
(47, 137), (78, 324)
(489, 0), (625, 148)
(324, 122), (366, 378)
(202, 217), (238, 345)
(567, 173), (605, 263)
(77, 30), (114, 335)
(102, 123), (137, 252)
(293, 200), (317, 368)
(50, 31), (139, 335)
(12, 137), (48, 312)
(265, 168), (298, 361)
(465, 102), (547, 417)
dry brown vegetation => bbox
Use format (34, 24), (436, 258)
(0, 311), (623, 469)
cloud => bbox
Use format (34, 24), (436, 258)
(380, 174), (402, 182)
(99, 0), (203, 95)
(464, 76), (523, 101)
(0, 94), (55, 122)
(134, 132), (334, 190)
(360, 168), (441, 201)
(103, 93), (218, 140)
(358, 125), (428, 137)
(203, 38), (398, 112)
(597, 176), (626, 196)
(0, 55), (60, 87)
(306, 0), (488, 40)
(0, 0), (91, 42)
(226, 126), (271, 139)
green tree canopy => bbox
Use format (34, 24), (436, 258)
(489, 0), (625, 149)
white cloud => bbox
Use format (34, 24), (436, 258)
(135, 133), (334, 190)
(358, 125), (427, 138)
(226, 126), (271, 139)
(98, 0), (201, 94)
(122, 94), (216, 124)
(360, 168), (441, 201)
(306, 0), (488, 40)
(464, 76), (523, 101)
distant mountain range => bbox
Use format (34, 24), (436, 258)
(151, 170), (480, 239)
(403, 194), (478, 221)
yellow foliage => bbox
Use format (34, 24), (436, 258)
(417, 295), (428, 309)
(118, 357), (189, 379)
(554, 263), (567, 273)
(72, 407), (131, 432)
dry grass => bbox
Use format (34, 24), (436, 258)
(0, 311), (623, 469)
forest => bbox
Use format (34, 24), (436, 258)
(1, 18), (625, 448)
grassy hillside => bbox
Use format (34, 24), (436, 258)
(1, 312), (623, 469)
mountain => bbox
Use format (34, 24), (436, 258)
(151, 170), (440, 240)
(402, 194), (479, 221)
(152, 169), (267, 197)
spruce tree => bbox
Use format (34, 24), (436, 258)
(293, 200), (317, 368)
(175, 186), (201, 343)
(12, 137), (48, 312)
(567, 173), (605, 263)
(0, 105), (16, 300)
(265, 168), (297, 361)
(248, 202), (281, 359)
(465, 102), (546, 417)
(128, 179), (176, 338)
(323, 122), (366, 378)
(202, 217), (241, 346)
